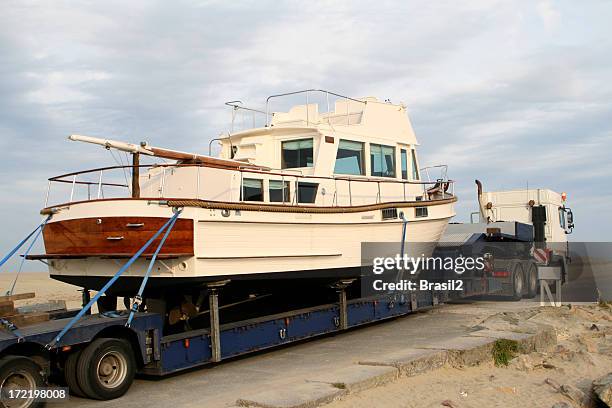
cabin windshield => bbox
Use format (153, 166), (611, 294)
(334, 140), (365, 175)
(370, 144), (396, 178)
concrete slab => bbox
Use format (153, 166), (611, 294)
(467, 328), (557, 353)
(306, 365), (398, 393)
(358, 348), (448, 377)
(416, 335), (496, 367)
(63, 301), (552, 408)
(236, 381), (346, 408)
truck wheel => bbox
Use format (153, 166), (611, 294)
(64, 349), (86, 397)
(76, 338), (136, 400)
(0, 355), (45, 408)
(526, 263), (538, 299)
(511, 264), (524, 301)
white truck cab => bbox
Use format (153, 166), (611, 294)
(475, 180), (575, 280)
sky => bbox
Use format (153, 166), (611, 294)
(1, 0), (611, 272)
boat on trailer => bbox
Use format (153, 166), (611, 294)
(33, 90), (456, 304)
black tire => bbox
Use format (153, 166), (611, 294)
(511, 263), (524, 301)
(64, 349), (85, 398)
(0, 355), (45, 408)
(76, 338), (136, 400)
(525, 262), (538, 299)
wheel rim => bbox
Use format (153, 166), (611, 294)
(515, 269), (523, 295)
(96, 351), (128, 389)
(0, 370), (37, 408)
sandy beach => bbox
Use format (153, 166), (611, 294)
(0, 272), (96, 311)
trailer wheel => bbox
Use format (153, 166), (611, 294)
(525, 262), (538, 299)
(0, 355), (45, 408)
(76, 338), (136, 400)
(511, 263), (524, 301)
(64, 349), (86, 398)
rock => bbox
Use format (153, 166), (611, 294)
(441, 400), (460, 408)
(576, 335), (598, 353)
(546, 378), (561, 391)
(559, 384), (590, 408)
(593, 372), (612, 406)
(511, 354), (535, 371)
(551, 402), (574, 408)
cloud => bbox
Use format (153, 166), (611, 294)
(0, 0), (611, 272)
(537, 0), (562, 31)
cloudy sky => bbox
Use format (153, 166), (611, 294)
(1, 0), (611, 271)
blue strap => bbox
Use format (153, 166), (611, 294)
(0, 215), (52, 270)
(7, 216), (51, 295)
(126, 210), (181, 327)
(399, 212), (408, 260)
(0, 317), (24, 342)
(47, 210), (182, 348)
(390, 212), (409, 300)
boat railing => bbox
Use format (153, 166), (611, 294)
(265, 89), (367, 127)
(420, 165), (448, 183)
(418, 165), (451, 199)
(45, 163), (454, 208)
(224, 101), (270, 133)
(221, 90), (367, 132)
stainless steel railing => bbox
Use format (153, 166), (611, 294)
(265, 89), (367, 127)
(45, 163), (454, 208)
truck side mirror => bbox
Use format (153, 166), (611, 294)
(564, 207), (574, 234)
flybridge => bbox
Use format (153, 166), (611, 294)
(224, 89), (369, 132)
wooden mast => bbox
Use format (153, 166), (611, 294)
(131, 153), (140, 198)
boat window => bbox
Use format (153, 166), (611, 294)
(269, 180), (290, 203)
(241, 178), (263, 201)
(334, 140), (365, 175)
(297, 182), (318, 204)
(400, 149), (408, 180)
(370, 144), (396, 178)
(415, 207), (428, 218)
(282, 138), (314, 168)
(411, 149), (420, 180)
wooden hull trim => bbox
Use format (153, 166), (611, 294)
(41, 196), (456, 215)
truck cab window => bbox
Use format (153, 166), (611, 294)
(282, 138), (314, 168)
(558, 207), (566, 230)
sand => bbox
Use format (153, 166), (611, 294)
(326, 304), (612, 408)
(0, 272), (84, 310)
(0, 272), (130, 314)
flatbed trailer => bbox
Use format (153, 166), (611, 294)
(0, 216), (542, 407)
(0, 270), (504, 406)
(434, 220), (540, 300)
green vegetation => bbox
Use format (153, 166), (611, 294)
(492, 339), (519, 366)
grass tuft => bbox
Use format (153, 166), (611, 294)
(492, 339), (519, 366)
